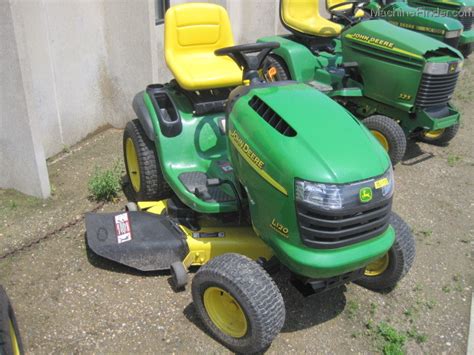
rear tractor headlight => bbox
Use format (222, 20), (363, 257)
(424, 61), (463, 75)
(445, 29), (462, 39)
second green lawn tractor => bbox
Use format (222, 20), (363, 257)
(259, 0), (464, 165)
(85, 3), (415, 353)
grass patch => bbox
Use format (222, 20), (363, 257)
(346, 300), (359, 320)
(407, 328), (428, 344)
(447, 154), (461, 167)
(377, 322), (406, 355)
(88, 163), (122, 202)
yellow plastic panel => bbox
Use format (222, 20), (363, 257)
(281, 0), (343, 37)
(164, 3), (243, 90)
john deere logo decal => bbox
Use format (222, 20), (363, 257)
(449, 62), (457, 73)
(359, 187), (373, 203)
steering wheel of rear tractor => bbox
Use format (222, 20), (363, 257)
(328, 0), (369, 27)
(215, 42), (280, 84)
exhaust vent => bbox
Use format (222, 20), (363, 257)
(249, 96), (296, 137)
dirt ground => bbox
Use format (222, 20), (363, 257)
(1, 60), (473, 354)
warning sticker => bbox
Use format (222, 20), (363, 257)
(218, 161), (233, 173)
(114, 213), (132, 244)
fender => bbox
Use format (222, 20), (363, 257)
(132, 91), (156, 142)
(258, 36), (319, 81)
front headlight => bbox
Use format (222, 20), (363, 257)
(445, 29), (462, 38)
(295, 167), (394, 211)
(424, 61), (463, 75)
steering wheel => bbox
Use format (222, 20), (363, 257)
(328, 0), (369, 26)
(215, 42), (280, 84)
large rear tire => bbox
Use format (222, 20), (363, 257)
(123, 119), (171, 201)
(417, 123), (459, 146)
(0, 286), (23, 355)
(192, 253), (285, 353)
(363, 115), (407, 166)
(355, 212), (415, 291)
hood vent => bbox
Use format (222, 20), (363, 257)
(249, 96), (296, 137)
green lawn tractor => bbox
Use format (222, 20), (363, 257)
(259, 0), (464, 165)
(0, 286), (23, 355)
(406, 0), (474, 56)
(350, 0), (469, 55)
(85, 3), (415, 353)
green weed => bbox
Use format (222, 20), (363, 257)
(88, 163), (122, 202)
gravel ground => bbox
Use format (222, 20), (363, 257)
(0, 61), (473, 354)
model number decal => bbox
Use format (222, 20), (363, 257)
(374, 178), (389, 189)
(270, 218), (289, 238)
(399, 93), (412, 101)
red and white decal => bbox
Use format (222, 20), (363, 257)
(114, 213), (132, 244)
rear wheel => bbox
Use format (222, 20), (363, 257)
(460, 43), (472, 58)
(263, 54), (291, 82)
(192, 253), (285, 353)
(0, 286), (23, 355)
(355, 212), (415, 291)
(417, 123), (459, 146)
(123, 119), (171, 201)
(363, 115), (407, 166)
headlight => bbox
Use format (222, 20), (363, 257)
(445, 29), (462, 38)
(424, 61), (463, 75)
(295, 167), (394, 211)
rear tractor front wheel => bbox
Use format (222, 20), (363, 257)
(363, 115), (407, 166)
(355, 212), (416, 291)
(417, 123), (459, 146)
(192, 253), (285, 353)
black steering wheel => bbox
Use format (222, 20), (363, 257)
(215, 42), (280, 84)
(328, 0), (369, 26)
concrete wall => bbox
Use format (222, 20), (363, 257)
(0, 1), (50, 198)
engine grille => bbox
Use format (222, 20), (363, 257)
(444, 36), (460, 48)
(416, 71), (460, 108)
(296, 198), (392, 249)
(458, 14), (473, 30)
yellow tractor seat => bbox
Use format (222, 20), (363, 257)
(281, 0), (343, 37)
(326, 0), (365, 18)
(164, 3), (243, 91)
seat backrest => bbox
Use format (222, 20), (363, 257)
(281, 0), (344, 37)
(165, 3), (235, 59)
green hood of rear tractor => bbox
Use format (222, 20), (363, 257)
(344, 20), (462, 60)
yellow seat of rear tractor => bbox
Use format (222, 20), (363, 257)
(164, 3), (243, 91)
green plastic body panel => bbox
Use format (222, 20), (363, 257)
(460, 29), (474, 44)
(143, 89), (238, 214)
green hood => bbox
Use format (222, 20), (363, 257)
(345, 19), (463, 60)
(230, 83), (390, 187)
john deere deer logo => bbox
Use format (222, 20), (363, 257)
(359, 187), (373, 203)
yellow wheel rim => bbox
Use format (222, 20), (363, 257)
(125, 138), (141, 193)
(423, 129), (445, 139)
(203, 287), (248, 338)
(364, 254), (389, 277)
(371, 130), (390, 151)
(9, 320), (20, 355)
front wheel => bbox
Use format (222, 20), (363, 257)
(417, 123), (459, 146)
(192, 253), (285, 353)
(355, 212), (415, 291)
(363, 115), (407, 166)
(0, 286), (23, 355)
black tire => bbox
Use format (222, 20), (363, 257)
(262, 54), (291, 82)
(170, 261), (188, 290)
(417, 123), (459, 146)
(0, 286), (23, 355)
(355, 212), (416, 291)
(123, 119), (171, 201)
(362, 115), (407, 166)
(460, 43), (472, 58)
(192, 253), (285, 353)
(124, 202), (138, 211)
